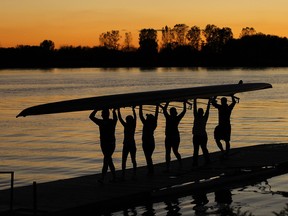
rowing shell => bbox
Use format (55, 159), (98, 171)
(16, 82), (272, 117)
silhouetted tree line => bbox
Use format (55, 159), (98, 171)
(1, 24), (288, 68)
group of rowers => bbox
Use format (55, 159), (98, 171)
(89, 95), (237, 183)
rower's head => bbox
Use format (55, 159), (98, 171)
(198, 108), (204, 116)
(101, 109), (110, 119)
(126, 115), (133, 123)
(147, 114), (154, 121)
(170, 107), (177, 116)
(221, 97), (227, 105)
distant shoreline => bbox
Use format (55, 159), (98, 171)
(1, 34), (288, 69)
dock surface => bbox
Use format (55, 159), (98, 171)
(1, 143), (288, 215)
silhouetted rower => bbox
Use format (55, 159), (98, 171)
(161, 101), (186, 171)
(118, 107), (137, 179)
(192, 98), (211, 166)
(89, 108), (117, 183)
(212, 95), (237, 157)
(139, 105), (159, 175)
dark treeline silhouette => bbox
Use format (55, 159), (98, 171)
(1, 24), (288, 68)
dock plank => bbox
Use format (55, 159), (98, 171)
(1, 143), (288, 215)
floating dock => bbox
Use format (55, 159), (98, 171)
(1, 143), (288, 216)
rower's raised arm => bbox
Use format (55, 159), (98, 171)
(211, 97), (219, 108)
(155, 104), (159, 120)
(89, 109), (100, 124)
(204, 98), (211, 118)
(117, 108), (125, 126)
(139, 105), (145, 123)
(193, 99), (197, 117)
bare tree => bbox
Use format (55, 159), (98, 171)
(122, 32), (133, 50)
(202, 24), (219, 45)
(161, 25), (175, 48)
(219, 27), (233, 44)
(239, 27), (257, 38)
(99, 30), (121, 50)
(173, 24), (189, 46)
(203, 24), (233, 53)
(138, 28), (158, 52)
(186, 26), (202, 50)
(40, 40), (55, 51)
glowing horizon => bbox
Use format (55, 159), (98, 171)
(1, 0), (288, 48)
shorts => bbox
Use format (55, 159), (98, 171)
(214, 125), (231, 141)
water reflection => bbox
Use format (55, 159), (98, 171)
(190, 189), (233, 215)
(142, 201), (156, 216)
(214, 189), (233, 215)
(191, 192), (209, 215)
(165, 199), (181, 216)
(112, 173), (288, 216)
(122, 207), (137, 216)
(274, 204), (288, 216)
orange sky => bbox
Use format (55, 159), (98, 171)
(1, 0), (288, 48)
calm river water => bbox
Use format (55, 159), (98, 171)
(0, 67), (288, 215)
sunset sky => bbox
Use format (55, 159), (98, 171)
(1, 0), (288, 48)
